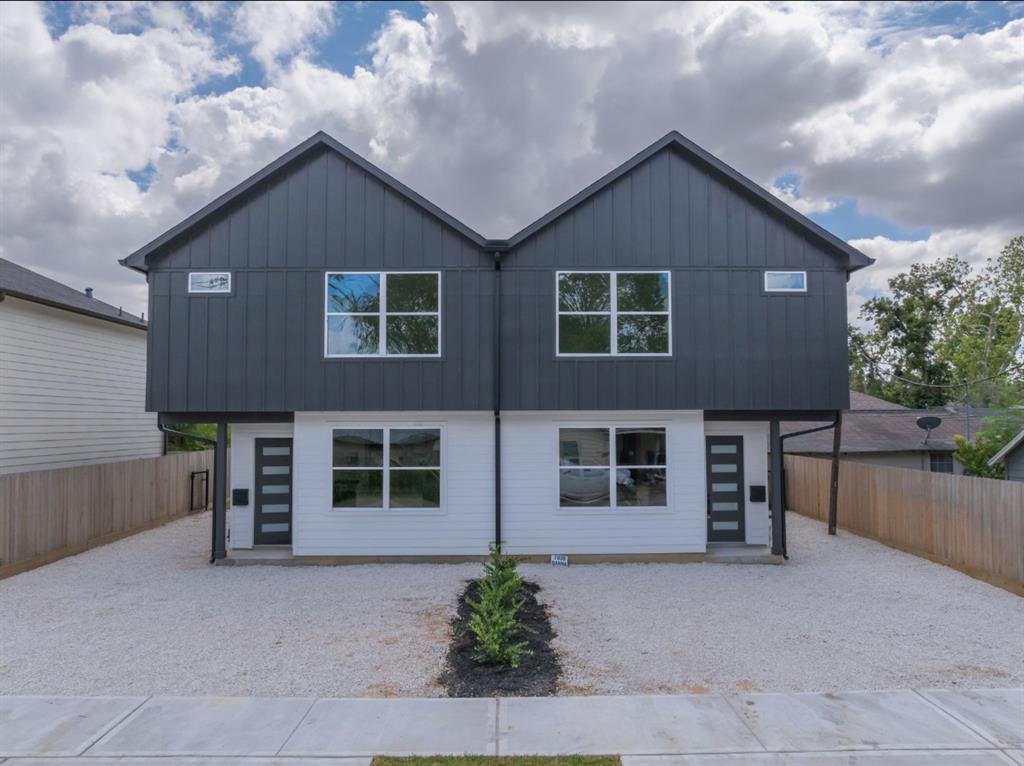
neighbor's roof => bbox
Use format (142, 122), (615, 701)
(784, 404), (994, 454)
(848, 390), (907, 410)
(121, 130), (874, 274)
(0, 258), (146, 330)
(988, 428), (1024, 466)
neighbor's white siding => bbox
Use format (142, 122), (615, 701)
(703, 421), (770, 545)
(291, 411), (494, 556)
(0, 297), (162, 474)
(229, 422), (295, 549)
(502, 410), (707, 555)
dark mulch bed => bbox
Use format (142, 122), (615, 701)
(439, 579), (562, 697)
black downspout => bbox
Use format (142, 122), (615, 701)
(493, 252), (503, 552)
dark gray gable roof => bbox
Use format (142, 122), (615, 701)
(503, 131), (874, 270)
(121, 130), (873, 273)
(121, 131), (490, 272)
(0, 258), (147, 330)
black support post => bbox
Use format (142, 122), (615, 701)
(211, 420), (227, 563)
(828, 409), (843, 535)
(770, 419), (785, 557)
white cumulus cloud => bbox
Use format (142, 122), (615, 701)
(1, 1), (1021, 317)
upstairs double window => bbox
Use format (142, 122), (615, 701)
(325, 272), (440, 357)
(557, 271), (671, 356)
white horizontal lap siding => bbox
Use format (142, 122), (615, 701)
(292, 412), (494, 556)
(703, 421), (770, 545)
(229, 422), (295, 549)
(0, 298), (162, 474)
(501, 411), (707, 555)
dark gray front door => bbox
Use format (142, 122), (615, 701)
(706, 435), (745, 543)
(254, 438), (292, 545)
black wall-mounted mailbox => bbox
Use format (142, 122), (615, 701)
(232, 488), (249, 506)
(749, 485), (767, 503)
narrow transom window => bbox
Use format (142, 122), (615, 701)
(557, 271), (670, 355)
(332, 427), (441, 509)
(558, 426), (667, 509)
(764, 270), (807, 292)
(325, 272), (440, 356)
(188, 272), (231, 294)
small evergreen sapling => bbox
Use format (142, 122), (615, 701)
(465, 546), (531, 667)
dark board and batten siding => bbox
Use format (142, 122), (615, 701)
(146, 140), (853, 414)
(500, 147), (851, 411)
(147, 147), (495, 413)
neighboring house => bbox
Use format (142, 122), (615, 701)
(120, 130), (873, 560)
(989, 429), (1024, 481)
(783, 393), (992, 474)
(0, 259), (162, 474)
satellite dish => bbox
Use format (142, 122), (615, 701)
(917, 415), (942, 443)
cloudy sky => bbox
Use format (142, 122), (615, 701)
(1, 1), (1021, 318)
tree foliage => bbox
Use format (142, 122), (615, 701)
(850, 236), (1024, 409)
(953, 411), (1024, 478)
(164, 423), (220, 452)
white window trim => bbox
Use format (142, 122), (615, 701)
(330, 424), (445, 512)
(556, 424), (669, 512)
(764, 270), (807, 293)
(555, 270), (672, 357)
(188, 271), (232, 294)
(324, 271), (442, 358)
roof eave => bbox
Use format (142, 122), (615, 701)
(988, 429), (1024, 466)
(1, 289), (147, 331)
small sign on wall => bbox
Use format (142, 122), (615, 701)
(550, 554), (569, 567)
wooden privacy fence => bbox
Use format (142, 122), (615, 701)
(784, 454), (1024, 594)
(0, 450), (215, 578)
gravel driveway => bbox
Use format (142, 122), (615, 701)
(0, 513), (478, 697)
(523, 514), (1024, 694)
(2, 512), (1021, 696)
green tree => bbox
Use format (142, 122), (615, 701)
(164, 423), (220, 452)
(953, 411), (1024, 478)
(850, 236), (1024, 408)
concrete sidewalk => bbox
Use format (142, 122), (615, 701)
(0, 688), (1021, 764)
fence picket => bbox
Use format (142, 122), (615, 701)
(785, 455), (1024, 594)
(0, 451), (215, 578)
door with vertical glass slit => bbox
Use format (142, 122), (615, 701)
(706, 435), (745, 543)
(254, 438), (292, 545)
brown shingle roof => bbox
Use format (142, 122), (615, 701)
(784, 405), (994, 454)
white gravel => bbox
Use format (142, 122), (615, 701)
(1, 511), (1021, 696)
(522, 514), (1024, 695)
(0, 513), (478, 697)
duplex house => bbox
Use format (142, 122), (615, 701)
(121, 131), (872, 561)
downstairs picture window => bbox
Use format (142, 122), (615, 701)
(558, 426), (667, 509)
(332, 427), (441, 509)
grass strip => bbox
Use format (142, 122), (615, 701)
(372, 757), (620, 766)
